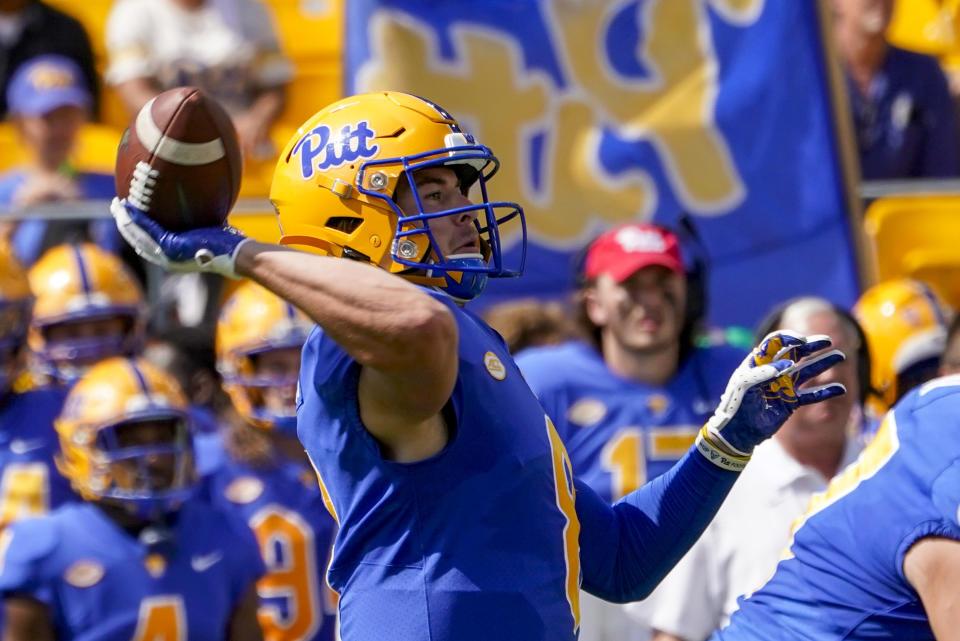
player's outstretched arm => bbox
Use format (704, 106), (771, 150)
(578, 332), (845, 602)
(111, 200), (459, 459)
(904, 536), (960, 641)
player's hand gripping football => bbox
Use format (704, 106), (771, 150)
(111, 197), (251, 279)
(696, 331), (846, 470)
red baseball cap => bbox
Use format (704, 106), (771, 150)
(584, 223), (684, 282)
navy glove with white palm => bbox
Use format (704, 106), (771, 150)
(696, 331), (846, 470)
(110, 197), (251, 279)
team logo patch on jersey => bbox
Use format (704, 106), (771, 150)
(646, 393), (670, 416)
(224, 476), (265, 504)
(567, 398), (607, 427)
(64, 559), (105, 587)
(143, 553), (167, 578)
(292, 120), (379, 180)
(483, 352), (506, 380)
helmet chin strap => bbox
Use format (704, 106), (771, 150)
(433, 254), (489, 302)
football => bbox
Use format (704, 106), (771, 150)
(115, 86), (243, 232)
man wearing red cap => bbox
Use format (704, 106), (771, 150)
(517, 222), (746, 641)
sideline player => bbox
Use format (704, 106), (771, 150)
(27, 242), (146, 385)
(111, 91), (845, 640)
(0, 357), (265, 640)
(206, 281), (338, 641)
(0, 239), (77, 529)
(710, 374), (960, 641)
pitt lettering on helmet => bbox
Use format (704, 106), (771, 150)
(292, 121), (379, 180)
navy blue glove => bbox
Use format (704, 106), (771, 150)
(696, 331), (846, 470)
(111, 197), (251, 279)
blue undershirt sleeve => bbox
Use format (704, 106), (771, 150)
(577, 445), (739, 603)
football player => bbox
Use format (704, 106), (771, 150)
(853, 278), (952, 421)
(0, 239), (77, 529)
(111, 90), (846, 640)
(0, 356), (265, 640)
(205, 281), (337, 641)
(27, 242), (145, 385)
(710, 374), (960, 641)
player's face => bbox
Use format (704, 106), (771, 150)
(787, 310), (859, 437)
(394, 167), (481, 260)
(108, 419), (183, 493)
(588, 265), (687, 352)
(16, 105), (85, 167)
(254, 346), (301, 417)
(44, 316), (129, 365)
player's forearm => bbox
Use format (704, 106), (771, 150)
(577, 446), (738, 603)
(235, 241), (457, 373)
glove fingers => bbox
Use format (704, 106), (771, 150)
(792, 349), (845, 386)
(785, 335), (833, 362)
(754, 331), (806, 366)
(796, 382), (847, 406)
(110, 198), (168, 268)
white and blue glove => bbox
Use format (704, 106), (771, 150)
(110, 198), (252, 279)
(696, 331), (846, 471)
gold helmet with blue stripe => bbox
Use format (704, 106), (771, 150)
(55, 357), (195, 519)
(853, 278), (953, 412)
(0, 239), (31, 394)
(27, 243), (145, 382)
(270, 91), (526, 301)
(216, 281), (313, 432)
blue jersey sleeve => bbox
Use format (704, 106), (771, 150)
(0, 518), (58, 605)
(931, 460), (960, 529)
(577, 445), (739, 602)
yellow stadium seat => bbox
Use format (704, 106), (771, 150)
(863, 194), (960, 310)
(887, 0), (958, 57)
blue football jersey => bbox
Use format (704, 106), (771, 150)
(297, 289), (582, 641)
(0, 387), (78, 527)
(0, 499), (264, 640)
(713, 376), (960, 641)
(204, 454), (338, 641)
(516, 341), (744, 503)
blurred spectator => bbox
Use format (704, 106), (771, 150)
(642, 297), (866, 641)
(515, 222), (745, 641)
(0, 0), (98, 119)
(0, 55), (119, 265)
(853, 278), (952, 422)
(939, 313), (960, 375)
(831, 0), (960, 179)
(482, 298), (575, 354)
(105, 0), (293, 160)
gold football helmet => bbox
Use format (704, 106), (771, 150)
(270, 91), (526, 300)
(216, 281), (312, 432)
(853, 278), (952, 412)
(55, 357), (195, 518)
(0, 240), (31, 394)
(27, 243), (145, 382)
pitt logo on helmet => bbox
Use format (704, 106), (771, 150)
(292, 121), (379, 180)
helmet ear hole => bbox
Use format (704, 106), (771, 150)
(325, 217), (363, 233)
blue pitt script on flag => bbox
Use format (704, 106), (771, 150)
(344, 1), (861, 327)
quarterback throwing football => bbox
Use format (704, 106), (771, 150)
(112, 91), (845, 641)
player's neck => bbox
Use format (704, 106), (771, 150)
(601, 337), (679, 386)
